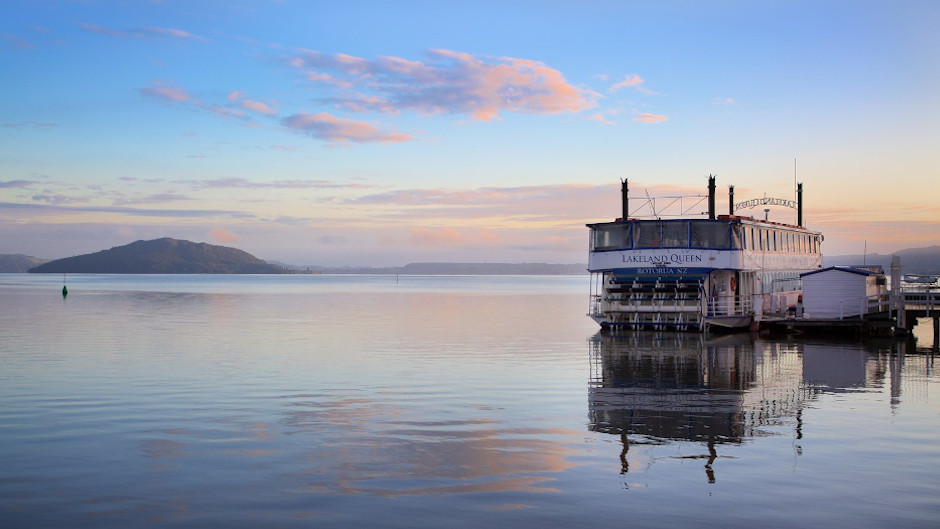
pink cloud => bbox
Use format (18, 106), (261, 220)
(288, 48), (594, 121)
(633, 113), (668, 124)
(209, 227), (240, 244)
(139, 83), (191, 103)
(209, 105), (247, 119)
(610, 74), (644, 92)
(610, 73), (659, 95)
(588, 113), (616, 125)
(281, 112), (413, 143)
(240, 99), (278, 116)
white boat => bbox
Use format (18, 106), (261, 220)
(587, 176), (823, 332)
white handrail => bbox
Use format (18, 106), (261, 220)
(837, 293), (891, 319)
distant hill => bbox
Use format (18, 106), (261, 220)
(290, 262), (588, 275)
(28, 238), (284, 274)
(824, 245), (940, 274)
(0, 254), (50, 273)
(396, 262), (587, 275)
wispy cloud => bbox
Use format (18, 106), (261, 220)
(228, 91), (279, 116)
(0, 201), (257, 220)
(609, 74), (659, 95)
(349, 183), (622, 225)
(31, 192), (90, 205)
(711, 97), (735, 105)
(633, 112), (668, 124)
(288, 48), (595, 121)
(587, 113), (616, 125)
(282, 113), (412, 143)
(179, 177), (374, 190)
(0, 180), (39, 188)
(80, 23), (206, 41)
(2, 121), (60, 129)
(240, 99), (278, 116)
(112, 193), (193, 206)
(138, 82), (192, 103)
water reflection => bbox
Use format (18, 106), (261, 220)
(588, 332), (930, 484)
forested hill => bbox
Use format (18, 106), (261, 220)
(27, 238), (283, 274)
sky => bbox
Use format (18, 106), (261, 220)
(1, 0), (938, 266)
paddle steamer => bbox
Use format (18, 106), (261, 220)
(587, 176), (823, 331)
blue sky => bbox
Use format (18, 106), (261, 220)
(2, 0), (938, 265)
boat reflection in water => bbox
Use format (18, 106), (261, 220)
(587, 332), (908, 484)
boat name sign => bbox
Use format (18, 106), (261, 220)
(589, 248), (733, 272)
(621, 253), (703, 264)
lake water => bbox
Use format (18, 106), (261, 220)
(1, 274), (938, 528)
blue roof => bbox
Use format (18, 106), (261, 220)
(800, 266), (874, 278)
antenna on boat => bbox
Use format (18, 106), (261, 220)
(794, 158), (801, 226)
(645, 189), (659, 218)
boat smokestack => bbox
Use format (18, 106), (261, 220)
(707, 175), (716, 220)
(621, 179), (629, 221)
(797, 182), (803, 227)
(728, 185), (735, 216)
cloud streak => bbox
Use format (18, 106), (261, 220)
(138, 82), (192, 103)
(178, 177), (375, 190)
(282, 113), (412, 143)
(80, 23), (206, 41)
(0, 180), (39, 188)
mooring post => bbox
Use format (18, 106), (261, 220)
(934, 317), (939, 351)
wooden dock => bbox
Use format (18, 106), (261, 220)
(760, 286), (939, 346)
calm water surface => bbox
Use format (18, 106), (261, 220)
(1, 274), (938, 528)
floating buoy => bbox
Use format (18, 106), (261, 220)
(62, 285), (68, 297)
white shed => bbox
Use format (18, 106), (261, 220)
(799, 266), (886, 319)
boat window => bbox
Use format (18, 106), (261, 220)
(730, 225), (743, 249)
(592, 224), (631, 250)
(633, 222), (660, 247)
(662, 221), (689, 247)
(690, 221), (730, 249)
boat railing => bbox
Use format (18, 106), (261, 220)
(705, 294), (753, 317)
(589, 294), (603, 317)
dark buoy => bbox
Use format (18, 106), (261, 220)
(62, 285), (68, 297)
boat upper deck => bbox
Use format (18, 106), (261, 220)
(587, 216), (822, 254)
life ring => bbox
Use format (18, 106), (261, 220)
(730, 276), (737, 291)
